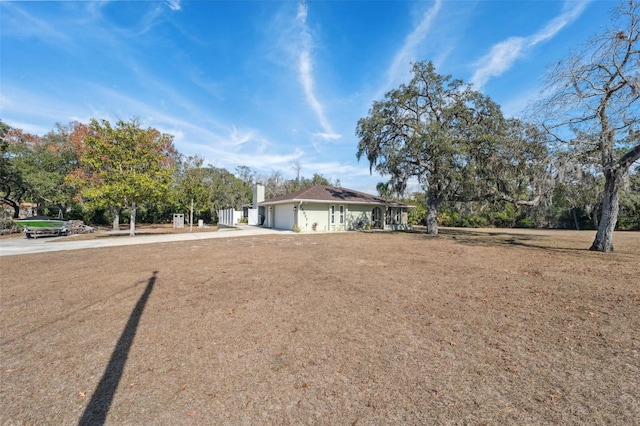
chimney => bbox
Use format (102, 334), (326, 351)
(253, 184), (265, 208)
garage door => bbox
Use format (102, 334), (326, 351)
(274, 204), (294, 230)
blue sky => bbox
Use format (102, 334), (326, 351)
(1, 0), (616, 193)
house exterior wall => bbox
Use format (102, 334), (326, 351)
(345, 205), (373, 230)
(298, 203), (373, 232)
(261, 201), (411, 232)
(298, 203), (330, 232)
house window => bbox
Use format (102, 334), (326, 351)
(330, 205), (335, 224)
(339, 205), (344, 224)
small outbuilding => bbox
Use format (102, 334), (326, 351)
(258, 185), (414, 232)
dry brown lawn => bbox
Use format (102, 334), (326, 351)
(1, 228), (639, 425)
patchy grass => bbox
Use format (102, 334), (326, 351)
(1, 229), (638, 424)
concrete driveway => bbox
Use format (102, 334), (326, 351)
(0, 226), (291, 257)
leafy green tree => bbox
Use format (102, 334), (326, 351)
(356, 61), (507, 235)
(1, 121), (87, 219)
(466, 118), (553, 228)
(171, 155), (211, 228)
(30, 123), (85, 213)
(205, 166), (251, 222)
(405, 192), (427, 225)
(0, 121), (28, 218)
(483, 119), (551, 208)
(235, 165), (256, 189)
(71, 119), (177, 236)
(537, 1), (640, 251)
(375, 176), (410, 201)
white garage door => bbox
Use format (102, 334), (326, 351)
(274, 204), (294, 230)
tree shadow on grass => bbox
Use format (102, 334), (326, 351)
(410, 227), (591, 253)
(78, 271), (157, 426)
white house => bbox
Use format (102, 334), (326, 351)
(257, 185), (414, 232)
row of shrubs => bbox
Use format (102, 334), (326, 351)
(432, 206), (638, 230)
(409, 205), (640, 231)
(436, 211), (534, 229)
(0, 218), (19, 235)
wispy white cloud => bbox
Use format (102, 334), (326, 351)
(202, 147), (305, 173)
(295, 2), (341, 141)
(304, 160), (374, 178)
(313, 132), (342, 141)
(0, 86), (82, 133)
(79, 83), (303, 173)
(1, 78), (283, 173)
(0, 2), (73, 46)
(529, 1), (590, 45)
(128, 5), (166, 37)
(470, 37), (526, 88)
(295, 160), (387, 193)
(92, 85), (264, 146)
(188, 68), (225, 101)
(470, 0), (590, 90)
(383, 0), (443, 92)
(227, 126), (255, 147)
(81, 1), (172, 38)
(166, 0), (181, 12)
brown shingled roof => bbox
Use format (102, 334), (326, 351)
(259, 185), (414, 207)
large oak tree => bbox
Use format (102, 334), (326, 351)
(1, 121), (85, 218)
(356, 61), (527, 235)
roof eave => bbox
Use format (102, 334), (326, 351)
(259, 198), (415, 208)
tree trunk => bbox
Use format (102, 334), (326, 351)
(572, 207), (580, 231)
(129, 202), (136, 237)
(426, 189), (440, 235)
(190, 198), (194, 233)
(591, 205), (599, 229)
(590, 172), (621, 252)
(1, 189), (21, 218)
(113, 206), (120, 231)
(3, 199), (20, 218)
